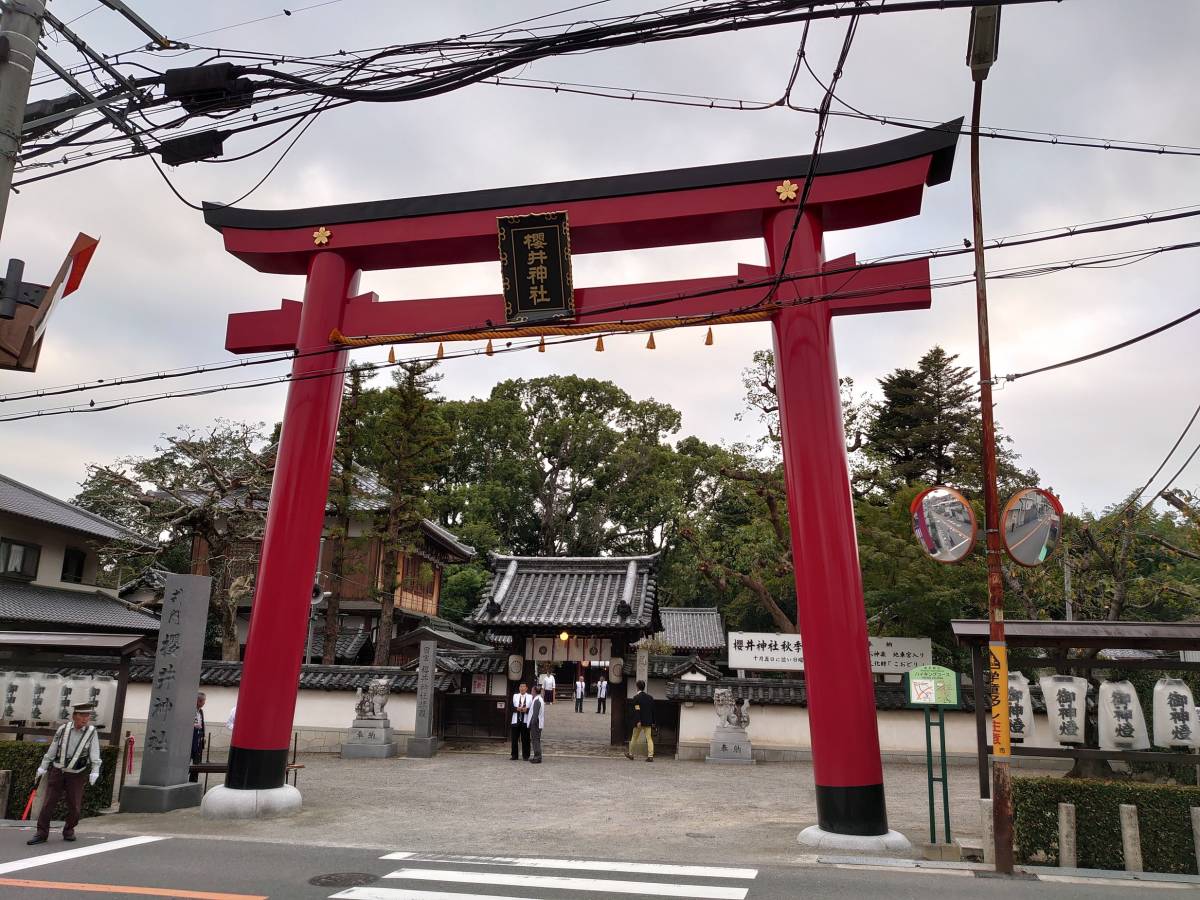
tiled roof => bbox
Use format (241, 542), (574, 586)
(0, 581), (160, 633)
(468, 554), (660, 634)
(335, 626), (369, 660)
(0, 473), (151, 545)
(117, 568), (170, 599)
(657, 607), (725, 652)
(393, 624), (493, 652)
(399, 651), (509, 675)
(624, 654), (723, 680)
(56, 659), (452, 693)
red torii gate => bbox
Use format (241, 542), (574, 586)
(202, 122), (959, 837)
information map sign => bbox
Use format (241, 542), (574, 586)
(498, 210), (575, 323)
(728, 633), (932, 673)
(905, 665), (960, 708)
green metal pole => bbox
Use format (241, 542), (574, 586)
(939, 706), (952, 843)
(925, 705), (936, 844)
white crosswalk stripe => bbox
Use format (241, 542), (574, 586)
(329, 850), (758, 900)
(381, 869), (748, 898)
(380, 851), (758, 880)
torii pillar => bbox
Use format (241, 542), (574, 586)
(198, 123), (959, 841)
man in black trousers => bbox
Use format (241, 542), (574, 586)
(510, 682), (531, 760)
(528, 685), (545, 764)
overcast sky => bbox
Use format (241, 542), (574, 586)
(4, 1), (1199, 517)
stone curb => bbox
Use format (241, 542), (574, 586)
(814, 854), (1200, 885)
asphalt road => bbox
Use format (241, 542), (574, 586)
(0, 827), (1171, 899)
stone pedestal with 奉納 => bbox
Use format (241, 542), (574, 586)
(706, 724), (755, 765)
(341, 718), (399, 759)
(705, 688), (756, 765)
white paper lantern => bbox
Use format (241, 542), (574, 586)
(1008, 671), (1032, 744)
(1153, 678), (1200, 749)
(1038, 675), (1088, 744)
(60, 675), (90, 719)
(4, 672), (36, 721)
(33, 673), (63, 722)
(1098, 680), (1149, 750)
(87, 676), (118, 729)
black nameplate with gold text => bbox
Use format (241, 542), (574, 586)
(498, 211), (575, 323)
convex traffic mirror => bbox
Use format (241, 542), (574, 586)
(910, 486), (978, 564)
(1001, 487), (1063, 567)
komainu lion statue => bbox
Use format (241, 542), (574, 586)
(713, 687), (751, 728)
(355, 677), (391, 719)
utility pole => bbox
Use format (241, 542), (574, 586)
(966, 5), (1013, 876)
(0, 0), (45, 243)
(1063, 543), (1073, 620)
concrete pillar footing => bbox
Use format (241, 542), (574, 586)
(201, 784), (301, 819)
(797, 825), (913, 856)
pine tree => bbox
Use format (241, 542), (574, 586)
(360, 361), (450, 666)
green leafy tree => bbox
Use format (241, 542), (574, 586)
(359, 361), (451, 666)
(74, 420), (272, 660)
(434, 375), (685, 558)
(322, 364), (370, 663)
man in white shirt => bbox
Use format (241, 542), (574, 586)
(528, 685), (546, 764)
(597, 676), (608, 714)
(544, 671), (556, 704)
(574, 674), (586, 713)
(510, 683), (532, 760)
(29, 704), (101, 844)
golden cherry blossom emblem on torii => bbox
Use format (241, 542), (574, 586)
(775, 179), (798, 202)
(312, 226), (332, 246)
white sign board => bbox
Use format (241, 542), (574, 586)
(728, 633), (932, 673)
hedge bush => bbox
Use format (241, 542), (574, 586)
(1014, 776), (1200, 873)
(0, 740), (120, 820)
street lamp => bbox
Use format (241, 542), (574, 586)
(966, 4), (1013, 876)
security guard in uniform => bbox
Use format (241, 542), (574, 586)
(28, 703), (101, 844)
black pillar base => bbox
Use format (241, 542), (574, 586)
(816, 783), (889, 836)
(225, 746), (289, 790)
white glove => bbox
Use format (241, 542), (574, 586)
(36, 768), (46, 779)
(88, 773), (99, 786)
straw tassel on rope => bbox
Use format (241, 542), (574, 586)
(705, 326), (714, 346)
(646, 333), (656, 350)
(387, 347), (396, 364)
(595, 335), (605, 352)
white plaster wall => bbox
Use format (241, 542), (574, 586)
(123, 683), (418, 749)
(0, 512), (106, 592)
(678, 703), (1062, 754)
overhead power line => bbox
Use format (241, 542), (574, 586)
(4, 237), (1198, 424)
(1004, 305), (1200, 382)
(3, 200), (1199, 406)
(15, 0), (1078, 199)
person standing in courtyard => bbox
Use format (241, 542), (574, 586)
(574, 672), (586, 713)
(189, 692), (206, 783)
(544, 670), (555, 704)
(625, 680), (655, 762)
(510, 682), (531, 760)
(28, 704), (101, 844)
(528, 684), (546, 764)
(596, 676), (608, 714)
